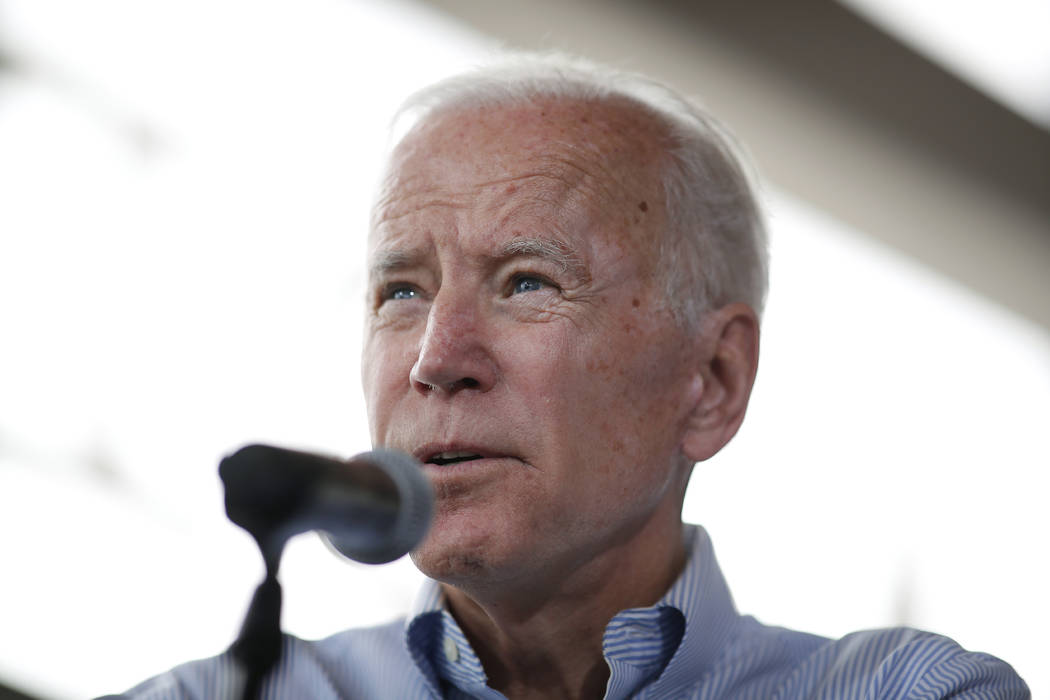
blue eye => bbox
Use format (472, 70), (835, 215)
(512, 276), (545, 294)
(387, 286), (418, 301)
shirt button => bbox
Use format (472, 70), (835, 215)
(443, 636), (460, 663)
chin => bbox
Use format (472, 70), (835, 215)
(410, 546), (489, 584)
(409, 522), (519, 588)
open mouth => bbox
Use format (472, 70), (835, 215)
(428, 451), (484, 466)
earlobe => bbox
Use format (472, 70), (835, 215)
(681, 303), (760, 463)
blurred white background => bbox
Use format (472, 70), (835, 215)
(0, 0), (1046, 698)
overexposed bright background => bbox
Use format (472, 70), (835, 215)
(0, 0), (1046, 698)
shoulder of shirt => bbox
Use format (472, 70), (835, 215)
(696, 620), (1029, 699)
(101, 618), (411, 700)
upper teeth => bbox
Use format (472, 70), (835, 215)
(435, 451), (477, 460)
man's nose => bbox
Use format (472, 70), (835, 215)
(409, 291), (497, 396)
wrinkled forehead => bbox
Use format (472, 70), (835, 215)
(371, 96), (669, 238)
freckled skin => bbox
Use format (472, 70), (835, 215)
(363, 97), (717, 698)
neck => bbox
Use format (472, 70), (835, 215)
(443, 516), (687, 700)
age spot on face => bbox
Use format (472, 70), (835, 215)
(638, 201), (648, 213)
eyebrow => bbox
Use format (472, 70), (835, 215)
(367, 245), (431, 283)
(367, 236), (591, 283)
(498, 237), (591, 283)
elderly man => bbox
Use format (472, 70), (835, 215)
(115, 55), (1027, 699)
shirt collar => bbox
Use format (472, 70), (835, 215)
(403, 524), (740, 698)
(636, 523), (742, 696)
(404, 581), (494, 696)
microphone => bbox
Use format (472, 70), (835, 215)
(219, 444), (434, 564)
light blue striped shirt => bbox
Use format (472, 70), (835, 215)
(114, 525), (1028, 699)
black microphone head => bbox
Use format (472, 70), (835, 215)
(322, 449), (433, 564)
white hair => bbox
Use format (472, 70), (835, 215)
(390, 52), (769, 325)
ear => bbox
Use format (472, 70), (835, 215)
(681, 303), (760, 463)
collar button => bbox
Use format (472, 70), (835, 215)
(443, 635), (460, 663)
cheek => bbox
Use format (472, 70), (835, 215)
(361, 331), (417, 436)
(576, 329), (688, 459)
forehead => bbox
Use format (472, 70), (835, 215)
(371, 97), (668, 251)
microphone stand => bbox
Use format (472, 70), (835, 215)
(216, 443), (434, 699)
(230, 537), (285, 700)
(219, 445), (301, 700)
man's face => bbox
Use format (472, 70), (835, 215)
(363, 98), (702, 588)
